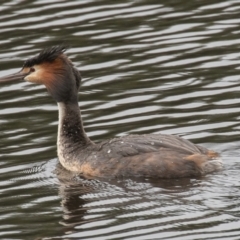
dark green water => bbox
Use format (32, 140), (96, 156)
(0, 0), (240, 239)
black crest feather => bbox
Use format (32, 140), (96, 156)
(24, 45), (68, 67)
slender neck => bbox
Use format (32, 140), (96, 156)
(57, 102), (92, 150)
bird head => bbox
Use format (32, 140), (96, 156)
(0, 46), (82, 103)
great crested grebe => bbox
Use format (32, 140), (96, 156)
(0, 46), (222, 178)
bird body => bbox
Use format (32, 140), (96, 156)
(0, 46), (222, 179)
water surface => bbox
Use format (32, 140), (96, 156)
(0, 0), (240, 239)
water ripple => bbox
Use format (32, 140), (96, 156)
(0, 0), (240, 239)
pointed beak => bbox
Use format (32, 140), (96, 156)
(0, 71), (28, 83)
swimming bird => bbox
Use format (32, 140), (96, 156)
(0, 46), (222, 178)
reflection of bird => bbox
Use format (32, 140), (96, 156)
(0, 46), (222, 178)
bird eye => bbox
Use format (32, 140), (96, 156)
(30, 67), (35, 72)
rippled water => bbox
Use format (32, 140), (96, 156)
(0, 0), (240, 239)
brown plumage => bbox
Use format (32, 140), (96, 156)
(0, 46), (222, 179)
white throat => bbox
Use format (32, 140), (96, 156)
(57, 102), (65, 145)
(57, 102), (66, 164)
